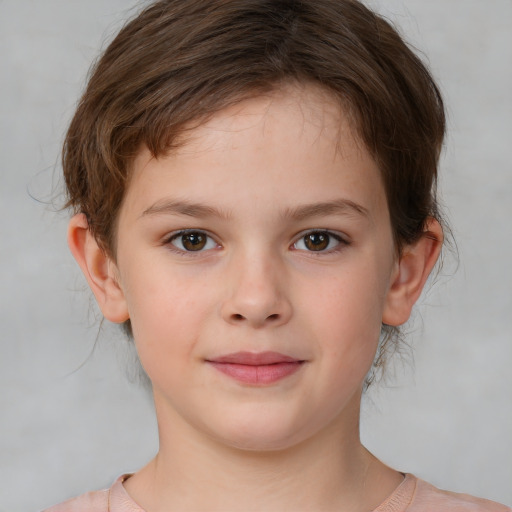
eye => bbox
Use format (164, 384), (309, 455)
(293, 231), (345, 252)
(169, 230), (218, 252)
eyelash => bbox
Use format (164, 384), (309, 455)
(164, 229), (350, 255)
(165, 229), (220, 255)
(291, 230), (349, 254)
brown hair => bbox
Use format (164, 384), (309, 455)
(63, 0), (446, 379)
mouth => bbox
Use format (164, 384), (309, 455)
(206, 351), (305, 385)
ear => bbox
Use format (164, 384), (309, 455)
(382, 218), (443, 326)
(67, 213), (129, 323)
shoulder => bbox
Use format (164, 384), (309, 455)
(41, 489), (109, 512)
(410, 476), (511, 512)
(40, 474), (143, 512)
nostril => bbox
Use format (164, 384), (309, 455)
(232, 313), (245, 321)
(267, 313), (280, 321)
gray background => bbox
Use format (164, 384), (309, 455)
(1, 1), (511, 510)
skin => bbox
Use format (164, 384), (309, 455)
(69, 84), (442, 511)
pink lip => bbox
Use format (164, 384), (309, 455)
(206, 351), (305, 385)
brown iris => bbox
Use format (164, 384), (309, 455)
(304, 232), (330, 251)
(181, 232), (207, 251)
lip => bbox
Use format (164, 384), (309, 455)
(206, 351), (305, 385)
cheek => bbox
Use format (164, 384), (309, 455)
(300, 264), (389, 371)
(121, 268), (215, 378)
(310, 268), (387, 334)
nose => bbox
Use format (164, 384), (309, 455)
(220, 250), (292, 329)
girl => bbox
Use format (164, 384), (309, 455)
(43, 0), (510, 510)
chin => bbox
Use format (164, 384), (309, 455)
(204, 412), (317, 453)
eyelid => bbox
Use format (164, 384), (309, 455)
(164, 229), (220, 254)
(162, 228), (349, 254)
(291, 229), (350, 253)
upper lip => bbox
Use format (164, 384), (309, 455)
(207, 351), (302, 365)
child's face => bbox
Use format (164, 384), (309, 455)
(111, 85), (399, 450)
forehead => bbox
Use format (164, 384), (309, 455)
(123, 84), (386, 223)
(170, 83), (361, 160)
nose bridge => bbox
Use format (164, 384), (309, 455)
(221, 244), (292, 328)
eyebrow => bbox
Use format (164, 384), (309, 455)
(140, 198), (369, 221)
(141, 200), (232, 219)
(282, 199), (370, 221)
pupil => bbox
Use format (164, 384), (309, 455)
(183, 233), (206, 251)
(305, 232), (329, 251)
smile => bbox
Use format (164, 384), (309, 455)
(206, 351), (305, 385)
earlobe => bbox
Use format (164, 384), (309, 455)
(67, 213), (129, 324)
(382, 219), (443, 326)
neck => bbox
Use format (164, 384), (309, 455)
(124, 391), (402, 512)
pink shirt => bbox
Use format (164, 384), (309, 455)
(43, 473), (510, 511)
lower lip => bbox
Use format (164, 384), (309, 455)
(208, 361), (303, 385)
